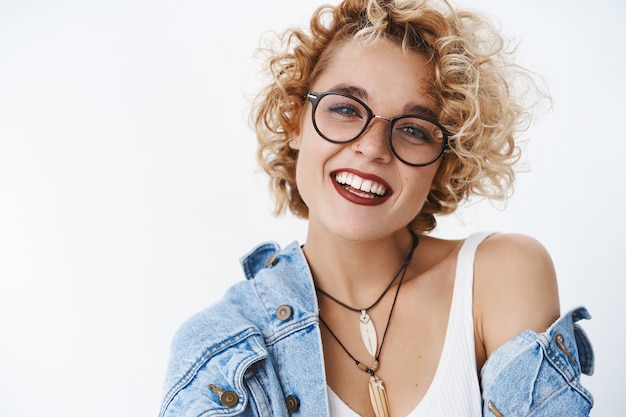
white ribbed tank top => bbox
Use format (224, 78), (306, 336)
(327, 232), (491, 417)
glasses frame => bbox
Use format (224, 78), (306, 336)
(307, 91), (451, 167)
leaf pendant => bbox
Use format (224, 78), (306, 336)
(368, 375), (391, 417)
(359, 309), (378, 357)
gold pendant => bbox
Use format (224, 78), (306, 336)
(368, 375), (390, 417)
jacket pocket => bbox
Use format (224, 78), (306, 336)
(160, 330), (269, 417)
(242, 364), (275, 417)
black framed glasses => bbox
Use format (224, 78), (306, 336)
(307, 91), (451, 167)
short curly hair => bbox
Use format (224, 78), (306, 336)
(252, 0), (543, 233)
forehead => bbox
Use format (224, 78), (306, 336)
(311, 38), (435, 112)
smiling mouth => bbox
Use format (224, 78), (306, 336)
(334, 171), (389, 199)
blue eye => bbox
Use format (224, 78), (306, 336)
(327, 103), (364, 119)
(394, 121), (434, 144)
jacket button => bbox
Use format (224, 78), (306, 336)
(209, 384), (239, 407)
(285, 395), (300, 412)
(276, 305), (293, 321)
(220, 390), (239, 407)
(265, 253), (279, 267)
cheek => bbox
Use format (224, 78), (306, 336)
(405, 165), (438, 190)
(401, 166), (439, 205)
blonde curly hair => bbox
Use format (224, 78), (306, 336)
(253, 0), (542, 233)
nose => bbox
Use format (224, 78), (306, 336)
(351, 116), (393, 163)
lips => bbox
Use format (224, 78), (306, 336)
(331, 169), (392, 205)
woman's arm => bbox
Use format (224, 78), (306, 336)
(473, 233), (561, 362)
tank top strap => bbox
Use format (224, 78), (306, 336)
(444, 231), (491, 361)
(452, 231), (494, 314)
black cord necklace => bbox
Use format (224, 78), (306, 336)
(319, 260), (407, 374)
(317, 232), (419, 417)
(315, 265), (402, 313)
(316, 231), (419, 357)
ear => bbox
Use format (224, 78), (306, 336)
(289, 136), (301, 150)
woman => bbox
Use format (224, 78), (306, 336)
(160, 0), (593, 416)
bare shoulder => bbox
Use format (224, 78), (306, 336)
(473, 233), (560, 359)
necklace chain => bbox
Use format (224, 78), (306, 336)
(319, 259), (408, 373)
(315, 266), (402, 312)
(315, 231), (419, 312)
(317, 230), (419, 367)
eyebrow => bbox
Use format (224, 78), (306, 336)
(330, 84), (370, 101)
(404, 103), (438, 120)
(327, 83), (438, 120)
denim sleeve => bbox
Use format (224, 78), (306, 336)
(481, 307), (594, 417)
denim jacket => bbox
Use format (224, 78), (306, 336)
(160, 241), (594, 417)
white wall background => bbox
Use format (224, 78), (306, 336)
(0, 0), (623, 416)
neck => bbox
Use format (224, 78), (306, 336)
(302, 226), (417, 308)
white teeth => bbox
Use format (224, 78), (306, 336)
(361, 180), (373, 193)
(334, 172), (387, 196)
